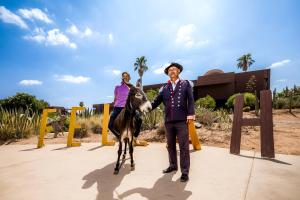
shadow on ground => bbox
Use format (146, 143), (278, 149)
(117, 173), (192, 200)
(82, 162), (192, 200)
(82, 162), (130, 200)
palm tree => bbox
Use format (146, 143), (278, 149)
(237, 53), (255, 72)
(134, 56), (148, 90)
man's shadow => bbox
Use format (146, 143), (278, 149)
(82, 162), (131, 200)
(117, 173), (192, 200)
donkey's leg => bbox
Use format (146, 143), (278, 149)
(114, 140), (122, 174)
(122, 138), (128, 162)
(129, 138), (135, 171)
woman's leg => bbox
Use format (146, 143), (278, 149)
(108, 107), (123, 138)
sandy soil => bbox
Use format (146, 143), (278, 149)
(2, 109), (300, 155)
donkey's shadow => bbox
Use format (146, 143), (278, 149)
(82, 162), (131, 200)
(117, 173), (192, 200)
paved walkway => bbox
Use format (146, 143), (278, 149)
(0, 143), (299, 200)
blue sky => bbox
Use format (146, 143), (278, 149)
(0, 0), (299, 108)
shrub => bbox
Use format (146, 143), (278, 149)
(273, 96), (300, 109)
(195, 107), (215, 127)
(195, 95), (216, 109)
(74, 115), (103, 137)
(0, 107), (40, 141)
(226, 93), (256, 109)
(156, 122), (166, 136)
(195, 107), (231, 131)
(214, 108), (232, 124)
(273, 98), (288, 109)
(74, 125), (88, 138)
(89, 115), (103, 134)
(142, 89), (164, 130)
(74, 119), (89, 138)
(293, 96), (300, 108)
(142, 108), (163, 130)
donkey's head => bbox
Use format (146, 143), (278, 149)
(125, 84), (152, 114)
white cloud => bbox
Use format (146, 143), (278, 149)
(268, 59), (291, 69)
(18, 8), (52, 24)
(105, 69), (121, 75)
(24, 28), (77, 49)
(84, 27), (93, 36)
(112, 69), (121, 75)
(54, 75), (90, 84)
(66, 24), (93, 38)
(23, 28), (46, 42)
(175, 24), (209, 48)
(108, 33), (114, 42)
(276, 79), (287, 82)
(47, 29), (77, 48)
(19, 79), (42, 86)
(0, 6), (28, 29)
(66, 24), (79, 35)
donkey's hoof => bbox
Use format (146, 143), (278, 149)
(113, 169), (119, 175)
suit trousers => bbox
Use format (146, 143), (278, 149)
(164, 120), (190, 175)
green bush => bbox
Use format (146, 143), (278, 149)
(273, 98), (288, 109)
(195, 95), (216, 109)
(0, 93), (49, 114)
(226, 93), (256, 109)
(293, 96), (300, 108)
(273, 96), (300, 109)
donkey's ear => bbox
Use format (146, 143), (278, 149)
(135, 78), (142, 88)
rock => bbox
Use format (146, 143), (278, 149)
(194, 122), (202, 129)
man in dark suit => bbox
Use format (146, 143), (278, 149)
(151, 62), (195, 182)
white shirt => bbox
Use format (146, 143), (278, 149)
(171, 78), (180, 90)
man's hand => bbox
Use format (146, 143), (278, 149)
(186, 115), (195, 124)
(186, 119), (194, 124)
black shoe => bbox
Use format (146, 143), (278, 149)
(162, 167), (177, 174)
(180, 174), (189, 182)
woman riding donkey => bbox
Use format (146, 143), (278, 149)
(109, 75), (152, 174)
(108, 72), (143, 143)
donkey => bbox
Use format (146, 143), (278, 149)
(112, 83), (152, 174)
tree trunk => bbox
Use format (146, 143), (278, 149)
(140, 76), (143, 91)
(243, 63), (247, 72)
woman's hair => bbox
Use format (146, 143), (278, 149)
(122, 71), (130, 78)
(121, 71), (131, 82)
(122, 72), (130, 78)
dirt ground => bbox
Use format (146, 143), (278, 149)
(2, 109), (300, 155)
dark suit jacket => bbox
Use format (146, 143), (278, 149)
(151, 79), (195, 123)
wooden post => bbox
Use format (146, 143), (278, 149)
(230, 90), (275, 158)
(230, 95), (243, 154)
(260, 90), (275, 158)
